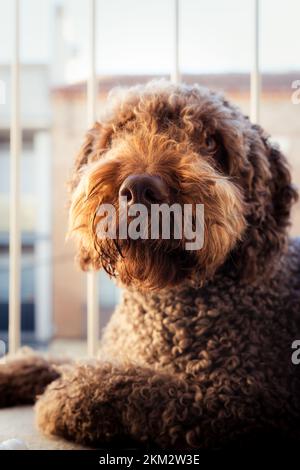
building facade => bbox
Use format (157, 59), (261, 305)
(0, 63), (52, 344)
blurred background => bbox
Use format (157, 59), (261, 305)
(0, 0), (299, 353)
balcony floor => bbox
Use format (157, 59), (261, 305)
(0, 406), (88, 450)
(0, 341), (94, 449)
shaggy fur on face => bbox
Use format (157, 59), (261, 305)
(69, 128), (246, 289)
(68, 81), (297, 290)
(1, 80), (299, 450)
(68, 80), (297, 290)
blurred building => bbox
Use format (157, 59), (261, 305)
(0, 63), (52, 344)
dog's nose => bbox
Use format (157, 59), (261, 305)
(119, 174), (169, 206)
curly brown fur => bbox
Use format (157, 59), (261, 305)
(1, 80), (300, 449)
(68, 81), (297, 287)
(68, 82), (249, 289)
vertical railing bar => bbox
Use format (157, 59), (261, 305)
(171, 0), (180, 84)
(87, 0), (96, 125)
(250, 0), (260, 124)
(9, 0), (21, 354)
(87, 0), (99, 357)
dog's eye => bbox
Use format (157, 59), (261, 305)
(204, 135), (217, 152)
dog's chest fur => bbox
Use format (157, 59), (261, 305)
(100, 240), (300, 383)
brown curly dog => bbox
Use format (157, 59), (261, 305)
(1, 80), (300, 449)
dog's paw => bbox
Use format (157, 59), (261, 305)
(35, 363), (121, 445)
(0, 353), (60, 407)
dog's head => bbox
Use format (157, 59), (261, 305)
(68, 80), (297, 290)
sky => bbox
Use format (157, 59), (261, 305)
(0, 0), (300, 83)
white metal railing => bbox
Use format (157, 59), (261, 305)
(7, 0), (261, 356)
(86, 0), (99, 357)
(250, 0), (260, 124)
(9, 0), (21, 354)
(171, 0), (180, 84)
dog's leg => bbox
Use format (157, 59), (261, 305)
(35, 362), (209, 448)
(0, 353), (70, 407)
(38, 362), (283, 448)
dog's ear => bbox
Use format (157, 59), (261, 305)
(69, 121), (113, 193)
(68, 121), (114, 270)
(228, 123), (298, 282)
